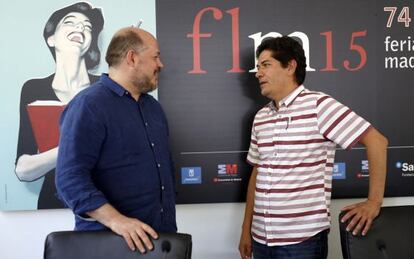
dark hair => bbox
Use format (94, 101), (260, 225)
(43, 2), (104, 70)
(105, 29), (144, 67)
(256, 36), (306, 85)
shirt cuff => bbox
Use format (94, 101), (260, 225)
(74, 194), (108, 219)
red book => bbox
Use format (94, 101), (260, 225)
(26, 100), (66, 153)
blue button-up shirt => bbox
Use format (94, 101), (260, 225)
(56, 74), (177, 232)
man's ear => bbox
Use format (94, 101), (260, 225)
(125, 49), (139, 66)
(287, 59), (297, 75)
(47, 35), (55, 47)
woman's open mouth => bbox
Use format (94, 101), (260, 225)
(67, 32), (85, 43)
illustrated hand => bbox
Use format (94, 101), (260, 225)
(15, 147), (58, 181)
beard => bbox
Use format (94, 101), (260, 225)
(134, 73), (156, 94)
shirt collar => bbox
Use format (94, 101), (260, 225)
(100, 73), (131, 97)
(268, 85), (305, 111)
(100, 73), (145, 99)
(100, 73), (151, 101)
(281, 85), (305, 107)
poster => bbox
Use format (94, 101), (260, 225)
(0, 0), (156, 210)
(2, 0), (414, 210)
(156, 0), (414, 203)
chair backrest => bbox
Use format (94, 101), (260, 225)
(44, 230), (192, 259)
(339, 205), (414, 259)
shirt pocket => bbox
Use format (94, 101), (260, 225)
(256, 127), (275, 161)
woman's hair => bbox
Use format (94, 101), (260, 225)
(43, 2), (104, 69)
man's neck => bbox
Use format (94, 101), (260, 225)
(108, 69), (141, 101)
(272, 82), (299, 105)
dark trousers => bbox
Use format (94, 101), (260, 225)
(253, 229), (329, 259)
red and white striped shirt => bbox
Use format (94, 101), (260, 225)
(247, 85), (371, 246)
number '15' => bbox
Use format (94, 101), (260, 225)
(320, 30), (367, 72)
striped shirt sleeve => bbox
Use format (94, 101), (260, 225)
(246, 122), (259, 166)
(316, 95), (371, 150)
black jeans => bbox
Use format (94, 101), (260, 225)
(252, 229), (329, 259)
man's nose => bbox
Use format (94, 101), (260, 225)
(255, 70), (262, 79)
(158, 59), (164, 69)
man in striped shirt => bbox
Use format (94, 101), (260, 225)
(239, 36), (388, 259)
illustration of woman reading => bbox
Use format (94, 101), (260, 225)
(15, 2), (104, 209)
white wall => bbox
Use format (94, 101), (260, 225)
(1, 197), (413, 259)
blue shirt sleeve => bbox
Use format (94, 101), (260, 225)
(56, 94), (108, 216)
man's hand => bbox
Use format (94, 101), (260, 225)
(239, 167), (257, 259)
(87, 203), (158, 253)
(340, 199), (382, 236)
(108, 214), (158, 253)
(239, 228), (252, 259)
(342, 127), (387, 236)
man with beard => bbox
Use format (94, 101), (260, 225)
(56, 27), (177, 254)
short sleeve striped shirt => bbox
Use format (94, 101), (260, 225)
(247, 85), (371, 246)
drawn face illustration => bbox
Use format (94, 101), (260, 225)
(47, 12), (93, 57)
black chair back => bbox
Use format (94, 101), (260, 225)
(44, 230), (192, 259)
(339, 205), (414, 259)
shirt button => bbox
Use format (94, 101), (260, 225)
(161, 185), (165, 190)
(157, 163), (161, 168)
(273, 152), (277, 157)
(151, 143), (155, 147)
(145, 122), (148, 126)
(160, 208), (164, 213)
